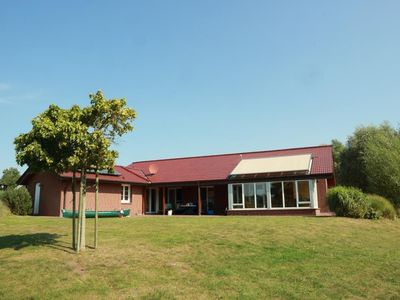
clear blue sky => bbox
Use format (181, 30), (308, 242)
(1, 0), (399, 173)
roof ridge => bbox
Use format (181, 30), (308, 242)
(119, 165), (150, 182)
(129, 144), (332, 165)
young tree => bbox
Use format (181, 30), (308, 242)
(15, 91), (136, 253)
(84, 91), (136, 249)
(15, 104), (87, 250)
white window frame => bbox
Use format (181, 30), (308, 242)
(270, 181), (284, 208)
(121, 184), (131, 203)
(283, 181), (298, 208)
(243, 182), (256, 209)
(228, 179), (318, 210)
(231, 183), (244, 209)
(297, 180), (312, 207)
(255, 182), (268, 209)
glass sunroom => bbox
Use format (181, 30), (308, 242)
(227, 154), (319, 211)
(228, 179), (318, 211)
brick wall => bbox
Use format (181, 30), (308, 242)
(61, 180), (144, 216)
(317, 179), (330, 213)
(26, 172), (63, 216)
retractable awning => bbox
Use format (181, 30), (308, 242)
(230, 154), (312, 177)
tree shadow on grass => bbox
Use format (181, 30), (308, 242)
(0, 233), (72, 252)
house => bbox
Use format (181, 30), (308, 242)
(17, 145), (335, 216)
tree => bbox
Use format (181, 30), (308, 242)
(15, 91), (136, 253)
(363, 127), (400, 207)
(0, 168), (20, 190)
(15, 104), (88, 250)
(336, 122), (400, 208)
(75, 131), (116, 252)
(84, 91), (136, 249)
(331, 139), (344, 184)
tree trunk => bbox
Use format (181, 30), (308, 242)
(94, 169), (99, 249)
(76, 169), (84, 253)
(81, 168), (87, 251)
(72, 171), (77, 250)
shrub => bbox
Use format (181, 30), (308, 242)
(366, 194), (397, 220)
(327, 186), (371, 218)
(0, 194), (11, 217)
(1, 187), (32, 215)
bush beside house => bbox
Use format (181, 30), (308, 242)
(0, 168), (33, 216)
(366, 194), (397, 220)
(0, 192), (11, 217)
(327, 186), (397, 220)
(0, 187), (32, 215)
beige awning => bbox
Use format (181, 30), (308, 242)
(230, 154), (312, 176)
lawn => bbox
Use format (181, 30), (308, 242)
(0, 215), (399, 299)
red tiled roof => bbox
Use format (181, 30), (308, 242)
(127, 145), (334, 184)
(60, 165), (149, 184)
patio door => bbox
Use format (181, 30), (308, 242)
(201, 187), (215, 214)
(146, 188), (159, 213)
(34, 183), (41, 215)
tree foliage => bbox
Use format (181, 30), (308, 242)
(82, 91), (136, 249)
(14, 90), (136, 252)
(0, 168), (20, 189)
(331, 139), (344, 182)
(15, 105), (88, 173)
(334, 122), (400, 208)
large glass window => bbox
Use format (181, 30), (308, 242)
(207, 188), (215, 211)
(271, 182), (283, 208)
(229, 180), (314, 210)
(232, 184), (243, 208)
(168, 188), (183, 209)
(284, 182), (296, 207)
(244, 183), (255, 208)
(297, 181), (311, 207)
(201, 187), (215, 212)
(146, 188), (158, 213)
(256, 183), (267, 208)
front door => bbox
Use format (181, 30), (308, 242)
(146, 188), (159, 213)
(201, 187), (215, 214)
(34, 183), (41, 215)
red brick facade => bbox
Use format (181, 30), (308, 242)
(61, 181), (144, 216)
(25, 172), (145, 216)
(20, 145), (335, 217)
(24, 174), (332, 217)
(26, 172), (63, 216)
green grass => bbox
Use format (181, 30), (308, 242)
(0, 215), (399, 299)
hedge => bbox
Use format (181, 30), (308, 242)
(0, 187), (32, 215)
(327, 186), (370, 218)
(327, 186), (396, 220)
(366, 194), (397, 220)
